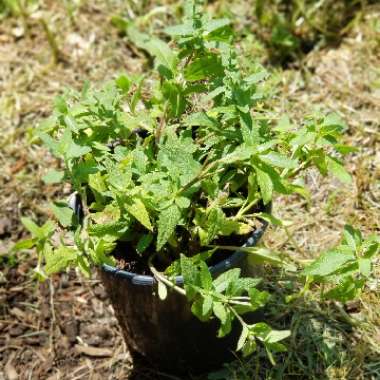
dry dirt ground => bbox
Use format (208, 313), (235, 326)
(0, 1), (379, 379)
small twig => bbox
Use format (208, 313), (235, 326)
(49, 279), (57, 356)
(39, 18), (61, 65)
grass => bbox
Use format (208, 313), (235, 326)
(0, 1), (379, 379)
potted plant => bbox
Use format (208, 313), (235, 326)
(17, 1), (364, 375)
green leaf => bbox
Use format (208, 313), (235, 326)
(51, 202), (75, 227)
(180, 254), (200, 300)
(203, 18), (231, 34)
(265, 329), (291, 344)
(21, 218), (54, 240)
(184, 54), (224, 82)
(242, 335), (257, 357)
(249, 288), (270, 310)
(324, 276), (365, 302)
(21, 217), (43, 238)
(213, 268), (241, 293)
(255, 166), (273, 205)
(44, 246), (78, 275)
(127, 27), (177, 73)
(230, 278), (262, 296)
(175, 196), (191, 209)
(184, 112), (218, 128)
(303, 246), (355, 277)
(259, 152), (297, 169)
(202, 294), (213, 317)
(157, 204), (181, 250)
(116, 74), (131, 93)
(213, 302), (227, 324)
(213, 302), (228, 327)
(207, 208), (221, 244)
(88, 221), (128, 239)
(326, 156), (351, 184)
(237, 325), (249, 351)
(199, 261), (213, 290)
(191, 298), (209, 322)
(243, 247), (284, 266)
(125, 199), (153, 231)
(136, 234), (153, 254)
(61, 130), (91, 159)
(343, 225), (361, 251)
(358, 257), (371, 277)
(12, 238), (36, 251)
(164, 22), (194, 36)
(42, 170), (65, 184)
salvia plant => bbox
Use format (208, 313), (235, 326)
(16, 0), (379, 363)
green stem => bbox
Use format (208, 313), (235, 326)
(235, 198), (260, 220)
(148, 256), (186, 296)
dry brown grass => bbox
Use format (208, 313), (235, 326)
(0, 1), (379, 379)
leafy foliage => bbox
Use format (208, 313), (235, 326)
(16, 0), (371, 363)
(303, 225), (380, 302)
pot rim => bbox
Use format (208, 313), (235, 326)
(101, 203), (271, 286)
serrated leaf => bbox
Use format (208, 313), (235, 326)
(175, 196), (191, 209)
(343, 225), (361, 251)
(326, 156), (351, 184)
(164, 22), (194, 36)
(324, 276), (365, 302)
(303, 246), (355, 277)
(127, 27), (177, 72)
(203, 18), (231, 34)
(237, 325), (249, 351)
(51, 202), (75, 227)
(199, 261), (213, 290)
(116, 74), (131, 93)
(245, 69), (269, 85)
(42, 169), (64, 184)
(242, 335), (257, 357)
(249, 288), (270, 310)
(358, 257), (371, 277)
(202, 294), (213, 317)
(184, 54), (224, 82)
(12, 238), (36, 251)
(191, 298), (209, 322)
(259, 152), (297, 169)
(157, 204), (181, 250)
(21, 218), (54, 240)
(255, 166), (273, 205)
(21, 217), (43, 238)
(207, 208), (221, 244)
(265, 329), (291, 344)
(136, 234), (153, 254)
(243, 247), (284, 266)
(44, 246), (78, 275)
(213, 302), (227, 325)
(181, 257), (201, 301)
(88, 221), (127, 239)
(213, 268), (241, 293)
(184, 111), (218, 129)
(230, 278), (262, 295)
(125, 199), (152, 231)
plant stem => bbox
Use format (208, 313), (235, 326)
(40, 18), (61, 65)
(235, 198), (259, 220)
(148, 256), (186, 296)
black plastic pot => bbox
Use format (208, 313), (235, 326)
(100, 219), (268, 375)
